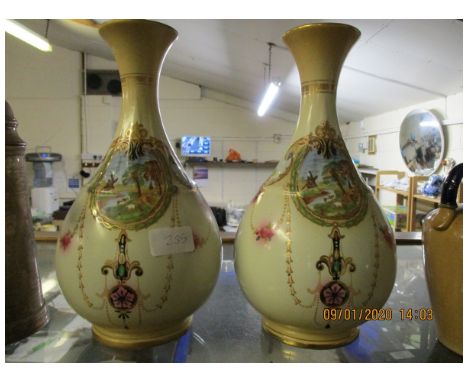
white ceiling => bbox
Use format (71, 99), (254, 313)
(16, 19), (463, 123)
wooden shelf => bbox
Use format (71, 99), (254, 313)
(375, 186), (409, 197)
(184, 160), (278, 168)
(357, 167), (379, 176)
(375, 171), (410, 231)
(358, 166), (378, 191)
(412, 193), (441, 203)
(376, 171), (463, 232)
(408, 178), (462, 231)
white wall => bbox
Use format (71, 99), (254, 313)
(5, 37), (296, 207)
(341, 93), (463, 205)
(341, 94), (463, 169)
(7, 34), (462, 210)
(84, 87), (295, 207)
(5, 34), (82, 199)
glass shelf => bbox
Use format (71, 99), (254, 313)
(5, 243), (462, 363)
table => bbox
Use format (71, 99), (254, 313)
(5, 243), (461, 362)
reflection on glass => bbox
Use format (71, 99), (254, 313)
(4, 243), (462, 363)
(399, 109), (445, 176)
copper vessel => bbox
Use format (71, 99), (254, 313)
(422, 163), (463, 355)
(5, 101), (49, 345)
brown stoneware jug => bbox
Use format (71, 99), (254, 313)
(422, 163), (463, 355)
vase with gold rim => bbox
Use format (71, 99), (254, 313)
(235, 23), (397, 348)
(55, 19), (221, 349)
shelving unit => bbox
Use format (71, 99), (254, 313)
(357, 165), (379, 191)
(375, 171), (409, 231)
(408, 176), (463, 231)
(375, 171), (463, 232)
(407, 175), (433, 231)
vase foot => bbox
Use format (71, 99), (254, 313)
(262, 317), (359, 349)
(92, 316), (192, 349)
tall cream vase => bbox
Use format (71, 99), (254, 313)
(235, 23), (396, 348)
(55, 20), (221, 349)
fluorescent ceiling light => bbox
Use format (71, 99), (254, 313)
(5, 19), (53, 52)
(257, 82), (280, 117)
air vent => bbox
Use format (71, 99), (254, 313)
(86, 70), (122, 95)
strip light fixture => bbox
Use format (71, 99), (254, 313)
(257, 42), (280, 117)
(5, 19), (53, 52)
(257, 82), (280, 117)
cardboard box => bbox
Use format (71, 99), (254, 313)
(382, 205), (407, 230)
(382, 205), (426, 231)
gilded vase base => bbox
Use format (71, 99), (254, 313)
(262, 317), (359, 349)
(92, 316), (192, 349)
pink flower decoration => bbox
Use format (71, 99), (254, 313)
(255, 223), (275, 242)
(109, 285), (137, 310)
(59, 231), (73, 250)
(321, 281), (348, 307)
(192, 232), (206, 249)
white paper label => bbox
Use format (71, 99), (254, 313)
(148, 226), (195, 257)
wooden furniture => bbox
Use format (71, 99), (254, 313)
(357, 165), (378, 191)
(408, 176), (433, 232)
(375, 170), (408, 204)
(375, 171), (411, 230)
(408, 177), (463, 231)
(375, 170), (463, 232)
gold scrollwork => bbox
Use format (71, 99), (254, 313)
(301, 80), (337, 95)
(75, 199), (105, 310)
(316, 225), (356, 280)
(120, 74), (156, 87)
(359, 207), (381, 308)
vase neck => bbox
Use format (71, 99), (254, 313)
(116, 75), (166, 139)
(283, 23), (360, 142)
(99, 20), (177, 140)
(99, 20), (177, 78)
(291, 82), (340, 142)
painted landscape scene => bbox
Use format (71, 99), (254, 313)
(95, 150), (168, 224)
(295, 149), (362, 219)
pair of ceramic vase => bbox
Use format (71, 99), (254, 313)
(56, 19), (397, 349)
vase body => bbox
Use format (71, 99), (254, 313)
(5, 101), (49, 344)
(422, 163), (463, 355)
(235, 23), (397, 348)
(55, 20), (221, 349)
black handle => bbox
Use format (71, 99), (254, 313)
(440, 163), (463, 208)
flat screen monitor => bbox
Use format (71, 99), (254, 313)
(181, 136), (211, 157)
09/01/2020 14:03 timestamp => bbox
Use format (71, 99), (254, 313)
(323, 308), (433, 321)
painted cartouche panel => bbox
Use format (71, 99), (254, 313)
(289, 122), (367, 227)
(89, 125), (174, 231)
